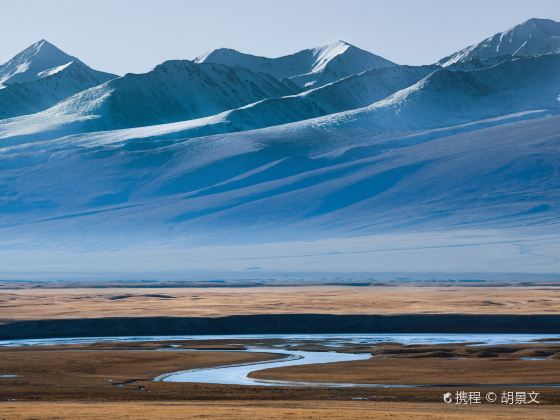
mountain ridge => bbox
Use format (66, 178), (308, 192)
(196, 40), (396, 88)
(1, 20), (560, 276)
(439, 18), (560, 66)
(5, 51), (557, 146)
(0, 58), (300, 137)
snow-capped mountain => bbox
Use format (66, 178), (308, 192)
(65, 60), (299, 131)
(298, 65), (437, 111)
(0, 59), (300, 138)
(2, 50), (558, 241)
(1, 39), (77, 86)
(0, 60), (424, 143)
(351, 53), (560, 132)
(5, 52), (559, 146)
(0, 40), (116, 118)
(439, 18), (560, 66)
(0, 61), (117, 119)
(108, 64), (436, 140)
(196, 41), (396, 88)
(2, 18), (560, 277)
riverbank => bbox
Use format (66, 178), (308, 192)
(1, 338), (559, 407)
(2, 285), (559, 418)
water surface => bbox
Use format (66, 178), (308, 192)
(2, 333), (559, 347)
(155, 348), (373, 387)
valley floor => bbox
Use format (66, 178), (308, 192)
(1, 339), (560, 419)
(1, 284), (559, 418)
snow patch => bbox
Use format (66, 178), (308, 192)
(37, 61), (73, 78)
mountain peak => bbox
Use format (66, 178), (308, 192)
(508, 18), (560, 38)
(25, 39), (49, 50)
(325, 40), (351, 48)
(521, 18), (560, 33)
(194, 47), (251, 64)
(21, 39), (70, 60)
(0, 39), (77, 85)
(196, 41), (394, 88)
(0, 39), (117, 119)
(439, 18), (560, 66)
(312, 40), (351, 54)
(35, 38), (54, 47)
(197, 41), (355, 64)
(311, 40), (360, 55)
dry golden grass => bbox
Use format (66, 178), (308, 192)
(0, 347), (282, 402)
(2, 342), (560, 404)
(1, 401), (558, 420)
(253, 355), (560, 385)
(1, 286), (560, 320)
(0, 348), (278, 385)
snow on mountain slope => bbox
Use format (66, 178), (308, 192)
(0, 40), (116, 118)
(301, 65), (437, 111)
(3, 52), (559, 147)
(127, 64), (436, 139)
(51, 53), (556, 145)
(196, 41), (396, 87)
(67, 60), (299, 131)
(3, 22), (560, 277)
(1, 53), (559, 275)
(325, 53), (560, 134)
(439, 18), (560, 66)
(0, 39), (115, 87)
(0, 59), (299, 140)
(0, 108), (558, 254)
(0, 39), (70, 85)
(0, 63), (431, 145)
(0, 61), (116, 119)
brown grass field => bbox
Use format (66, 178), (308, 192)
(253, 343), (560, 385)
(1, 285), (560, 418)
(2, 401), (559, 420)
(1, 340), (560, 419)
(1, 285), (560, 320)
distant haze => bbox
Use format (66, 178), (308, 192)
(1, 0), (559, 75)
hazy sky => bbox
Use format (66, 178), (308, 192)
(1, 0), (559, 75)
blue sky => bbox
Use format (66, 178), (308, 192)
(1, 0), (559, 75)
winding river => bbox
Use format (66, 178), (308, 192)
(154, 346), (560, 388)
(155, 348), (374, 387)
(2, 333), (559, 388)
